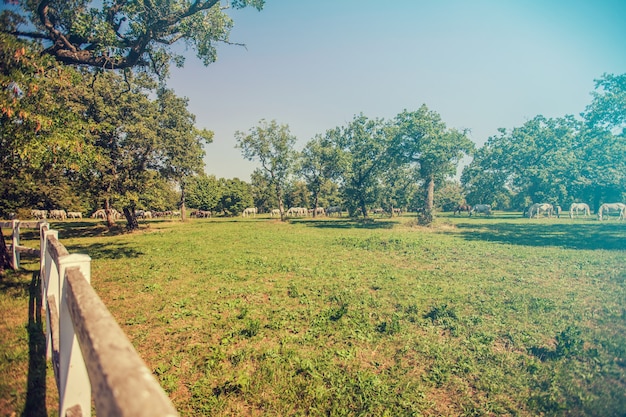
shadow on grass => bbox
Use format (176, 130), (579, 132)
(292, 218), (396, 230)
(66, 242), (144, 260)
(454, 221), (626, 251)
(23, 272), (48, 417)
(46, 222), (127, 239)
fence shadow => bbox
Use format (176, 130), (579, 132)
(23, 272), (48, 417)
(454, 222), (626, 251)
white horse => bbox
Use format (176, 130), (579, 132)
(470, 204), (491, 216)
(569, 203), (590, 218)
(528, 203), (553, 218)
(242, 207), (257, 217)
(598, 203), (626, 221)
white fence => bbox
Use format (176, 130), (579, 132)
(2, 220), (179, 417)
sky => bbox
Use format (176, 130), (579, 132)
(166, 0), (626, 181)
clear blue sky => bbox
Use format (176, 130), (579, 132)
(167, 0), (626, 181)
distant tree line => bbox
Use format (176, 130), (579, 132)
(1, 1), (624, 230)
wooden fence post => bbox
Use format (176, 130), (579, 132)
(43, 229), (59, 361)
(58, 253), (92, 417)
(11, 220), (19, 270)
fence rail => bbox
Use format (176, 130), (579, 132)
(2, 220), (179, 417)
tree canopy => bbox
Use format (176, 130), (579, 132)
(1, 0), (264, 77)
(236, 119), (297, 221)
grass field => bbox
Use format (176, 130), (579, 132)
(2, 213), (625, 416)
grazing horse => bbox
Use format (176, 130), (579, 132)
(454, 204), (471, 215)
(528, 203), (554, 218)
(326, 206), (342, 217)
(470, 204), (491, 216)
(242, 207), (257, 217)
(598, 203), (626, 221)
(569, 203), (590, 218)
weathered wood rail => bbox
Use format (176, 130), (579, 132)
(2, 220), (179, 417)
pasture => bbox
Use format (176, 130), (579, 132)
(1, 213), (625, 416)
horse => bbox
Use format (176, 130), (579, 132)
(569, 203), (590, 218)
(598, 203), (626, 221)
(454, 204), (471, 215)
(527, 203), (553, 218)
(242, 207), (257, 217)
(470, 204), (491, 216)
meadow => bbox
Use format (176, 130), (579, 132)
(1, 213), (625, 416)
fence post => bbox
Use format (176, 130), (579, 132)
(58, 253), (92, 417)
(11, 220), (19, 270)
(43, 229), (58, 361)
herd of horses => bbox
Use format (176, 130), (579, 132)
(453, 202), (625, 220)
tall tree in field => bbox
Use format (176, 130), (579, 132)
(154, 88), (213, 221)
(79, 71), (159, 228)
(299, 133), (342, 216)
(235, 120), (297, 221)
(330, 115), (390, 218)
(392, 105), (474, 222)
(1, 0), (264, 77)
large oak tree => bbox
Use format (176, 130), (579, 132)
(392, 105), (474, 222)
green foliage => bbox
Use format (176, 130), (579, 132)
(462, 74), (626, 211)
(327, 114), (390, 217)
(392, 105), (474, 214)
(584, 73), (626, 134)
(186, 175), (222, 211)
(0, 34), (95, 215)
(216, 177), (253, 216)
(1, 0), (265, 77)
(235, 119), (297, 219)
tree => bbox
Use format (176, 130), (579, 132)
(462, 116), (582, 210)
(284, 180), (309, 210)
(583, 73), (626, 135)
(216, 177), (252, 216)
(330, 115), (390, 218)
(392, 105), (474, 222)
(250, 169), (277, 213)
(186, 174), (222, 212)
(153, 88), (213, 221)
(299, 133), (342, 217)
(1, 34), (95, 216)
(378, 164), (420, 215)
(235, 120), (297, 221)
(1, 0), (264, 77)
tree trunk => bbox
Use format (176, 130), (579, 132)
(0, 226), (14, 273)
(123, 207), (139, 231)
(313, 194), (320, 218)
(276, 182), (286, 222)
(360, 198), (368, 218)
(105, 198), (115, 228)
(180, 184), (187, 222)
(425, 174), (435, 212)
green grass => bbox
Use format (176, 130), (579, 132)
(2, 214), (626, 416)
